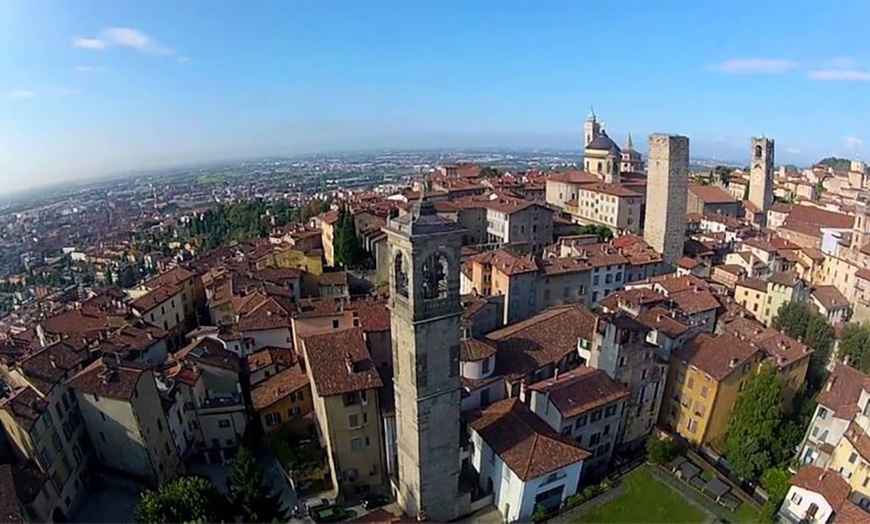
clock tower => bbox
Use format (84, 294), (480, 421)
(749, 136), (774, 225)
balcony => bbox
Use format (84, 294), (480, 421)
(199, 392), (244, 412)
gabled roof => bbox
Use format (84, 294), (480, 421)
(674, 332), (760, 381)
(790, 466), (850, 512)
(528, 366), (629, 419)
(467, 398), (589, 481)
(302, 328), (382, 397)
(238, 297), (292, 332)
(251, 364), (310, 410)
(816, 362), (868, 420)
(68, 359), (148, 401)
(0, 386), (47, 431)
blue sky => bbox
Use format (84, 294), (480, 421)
(2, 1), (869, 192)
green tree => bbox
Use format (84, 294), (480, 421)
(773, 301), (833, 391)
(839, 323), (870, 373)
(818, 157), (851, 170)
(333, 206), (369, 269)
(479, 166), (502, 178)
(761, 467), (791, 500)
(712, 165), (733, 185)
(227, 447), (288, 523)
(577, 224), (614, 243)
(135, 476), (229, 523)
(724, 366), (784, 480)
(301, 198), (330, 221)
(646, 436), (680, 465)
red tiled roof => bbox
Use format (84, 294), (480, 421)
(545, 171), (600, 185)
(319, 271), (348, 287)
(487, 305), (596, 381)
(689, 184), (737, 204)
(528, 366), (629, 419)
(812, 285), (850, 311)
(467, 398), (590, 481)
(471, 249), (538, 276)
(0, 387), (47, 431)
(349, 299), (390, 332)
(176, 337), (240, 372)
(736, 277), (767, 292)
(668, 287), (720, 315)
(238, 297), (292, 332)
(790, 465), (850, 512)
(19, 338), (90, 395)
(674, 332), (760, 381)
(251, 364), (310, 410)
(303, 327), (382, 397)
(460, 338), (497, 362)
(834, 501), (870, 524)
(68, 359), (147, 401)
(817, 362), (868, 420)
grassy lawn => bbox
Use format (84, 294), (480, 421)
(575, 467), (707, 523)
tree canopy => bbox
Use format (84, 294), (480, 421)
(838, 323), (870, 373)
(772, 301), (833, 391)
(818, 157), (852, 170)
(577, 224), (614, 243)
(479, 166), (502, 178)
(135, 476), (230, 523)
(712, 165), (734, 185)
(333, 206), (370, 269)
(228, 446), (288, 523)
(724, 366), (786, 480)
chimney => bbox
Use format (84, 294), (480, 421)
(827, 376), (836, 392)
(554, 367), (560, 381)
(519, 379), (528, 402)
(729, 357), (739, 368)
(345, 352), (354, 374)
(49, 355), (57, 368)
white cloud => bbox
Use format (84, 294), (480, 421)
(825, 56), (856, 69)
(7, 90), (36, 99)
(808, 69), (870, 81)
(72, 27), (177, 57)
(785, 148), (803, 155)
(707, 58), (798, 74)
(846, 137), (863, 149)
(74, 66), (105, 73)
(73, 37), (106, 50)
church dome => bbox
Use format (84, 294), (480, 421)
(586, 130), (620, 152)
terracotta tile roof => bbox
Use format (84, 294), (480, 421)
(295, 297), (344, 318)
(834, 501), (870, 523)
(714, 264), (745, 277)
(0, 465), (25, 523)
(598, 288), (666, 313)
(768, 271), (803, 287)
(68, 359), (147, 401)
(467, 398), (590, 481)
(238, 297), (292, 332)
(251, 364), (310, 410)
(812, 285), (850, 311)
(460, 338), (497, 362)
(319, 271), (348, 287)
(635, 307), (691, 338)
(790, 465), (851, 512)
(480, 195), (542, 215)
(472, 249), (538, 276)
(846, 422), (870, 462)
(545, 171), (600, 185)
(318, 210), (340, 225)
(303, 327), (382, 397)
(674, 332), (760, 381)
(817, 363), (867, 419)
(252, 267), (303, 284)
(144, 266), (195, 289)
(486, 305), (596, 381)
(752, 330), (813, 369)
(689, 184), (738, 204)
(528, 366), (629, 419)
(349, 299), (390, 332)
(736, 277), (768, 292)
(676, 257), (700, 269)
(131, 284), (179, 313)
(668, 287), (720, 315)
(581, 182), (642, 198)
(857, 268), (870, 281)
(19, 338), (90, 395)
(0, 386), (47, 431)
(788, 204), (854, 230)
(40, 308), (109, 336)
(176, 337), (240, 371)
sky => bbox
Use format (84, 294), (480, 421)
(2, 0), (870, 193)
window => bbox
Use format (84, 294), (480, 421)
(218, 419), (231, 428)
(561, 426), (571, 436)
(52, 433), (62, 453)
(265, 413), (282, 426)
(289, 407), (301, 417)
(349, 414), (360, 429)
(604, 405), (617, 418)
(851, 452), (859, 464)
(157, 419), (163, 433)
(332, 320), (339, 329)
(350, 437), (364, 452)
(593, 276), (600, 286)
(589, 433), (601, 447)
(591, 410), (603, 422)
(687, 377), (694, 389)
(482, 358), (491, 374)
(41, 448), (54, 469)
(343, 392), (359, 406)
(700, 386), (709, 398)
(818, 407), (828, 420)
(603, 424), (611, 436)
(575, 415), (588, 429)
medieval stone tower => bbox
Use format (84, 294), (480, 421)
(383, 199), (463, 521)
(643, 134), (690, 267)
(749, 136), (775, 221)
(851, 193), (870, 251)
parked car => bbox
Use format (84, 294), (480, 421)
(298, 497), (331, 519)
(312, 506), (348, 523)
(360, 493), (390, 510)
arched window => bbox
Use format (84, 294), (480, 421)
(755, 145), (763, 159)
(421, 252), (449, 299)
(394, 252), (409, 298)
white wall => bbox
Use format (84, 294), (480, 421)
(780, 486), (834, 524)
(243, 327), (293, 352)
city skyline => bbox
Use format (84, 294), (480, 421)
(2, 0), (870, 192)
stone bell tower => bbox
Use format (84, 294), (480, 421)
(383, 198), (464, 521)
